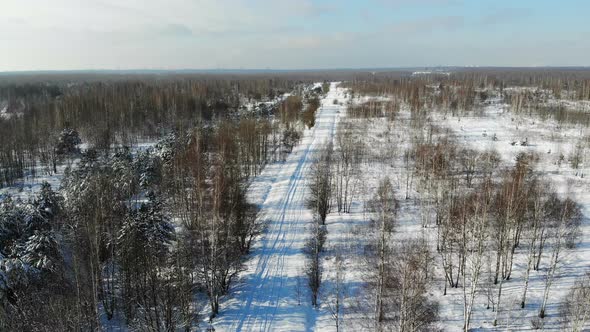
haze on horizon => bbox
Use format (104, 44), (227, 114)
(1, 0), (589, 71)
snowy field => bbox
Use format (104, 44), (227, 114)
(434, 98), (590, 330)
(323, 88), (590, 331)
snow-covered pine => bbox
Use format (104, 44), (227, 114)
(117, 191), (174, 255)
(20, 230), (61, 272)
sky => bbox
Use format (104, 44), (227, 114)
(1, 0), (589, 71)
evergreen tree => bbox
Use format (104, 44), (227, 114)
(55, 128), (82, 156)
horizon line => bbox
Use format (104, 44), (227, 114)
(2, 65), (590, 75)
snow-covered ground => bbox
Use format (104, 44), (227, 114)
(213, 83), (590, 331)
(435, 100), (590, 330)
(3, 81), (587, 331)
(412, 71), (451, 77)
(0, 142), (157, 202)
(211, 82), (346, 331)
(330, 91), (590, 331)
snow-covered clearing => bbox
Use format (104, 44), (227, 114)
(212, 82), (347, 331)
(337, 91), (590, 331)
(435, 101), (590, 330)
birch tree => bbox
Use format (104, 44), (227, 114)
(462, 179), (493, 331)
(560, 272), (590, 331)
(539, 197), (582, 319)
(368, 178), (398, 328)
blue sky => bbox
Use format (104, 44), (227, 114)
(1, 0), (589, 70)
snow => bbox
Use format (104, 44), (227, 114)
(433, 98), (590, 330)
(0, 106), (9, 120)
(331, 90), (590, 331)
(412, 71), (451, 77)
(2, 80), (588, 331)
(211, 82), (346, 331)
(240, 92), (291, 116)
(0, 101), (23, 120)
(212, 83), (590, 331)
(0, 165), (67, 201)
(0, 141), (157, 202)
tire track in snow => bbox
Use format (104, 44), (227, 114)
(213, 82), (343, 332)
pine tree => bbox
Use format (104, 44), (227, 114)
(55, 128), (82, 157)
(20, 230), (61, 272)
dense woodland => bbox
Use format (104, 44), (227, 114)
(0, 73), (324, 330)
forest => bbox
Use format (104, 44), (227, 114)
(1, 69), (590, 331)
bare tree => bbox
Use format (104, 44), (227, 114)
(325, 254), (345, 332)
(492, 155), (533, 326)
(560, 272), (590, 331)
(368, 177), (398, 327)
(520, 179), (552, 308)
(305, 214), (327, 307)
(539, 197), (582, 318)
(458, 148), (479, 187)
(461, 180), (493, 331)
(334, 121), (361, 213)
(307, 143), (333, 224)
(384, 239), (438, 332)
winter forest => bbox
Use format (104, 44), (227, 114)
(1, 69), (590, 331)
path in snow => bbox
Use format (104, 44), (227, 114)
(212, 82), (346, 331)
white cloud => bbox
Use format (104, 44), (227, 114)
(0, 0), (588, 70)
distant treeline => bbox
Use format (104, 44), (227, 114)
(0, 75), (321, 188)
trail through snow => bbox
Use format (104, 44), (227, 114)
(212, 82), (346, 331)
